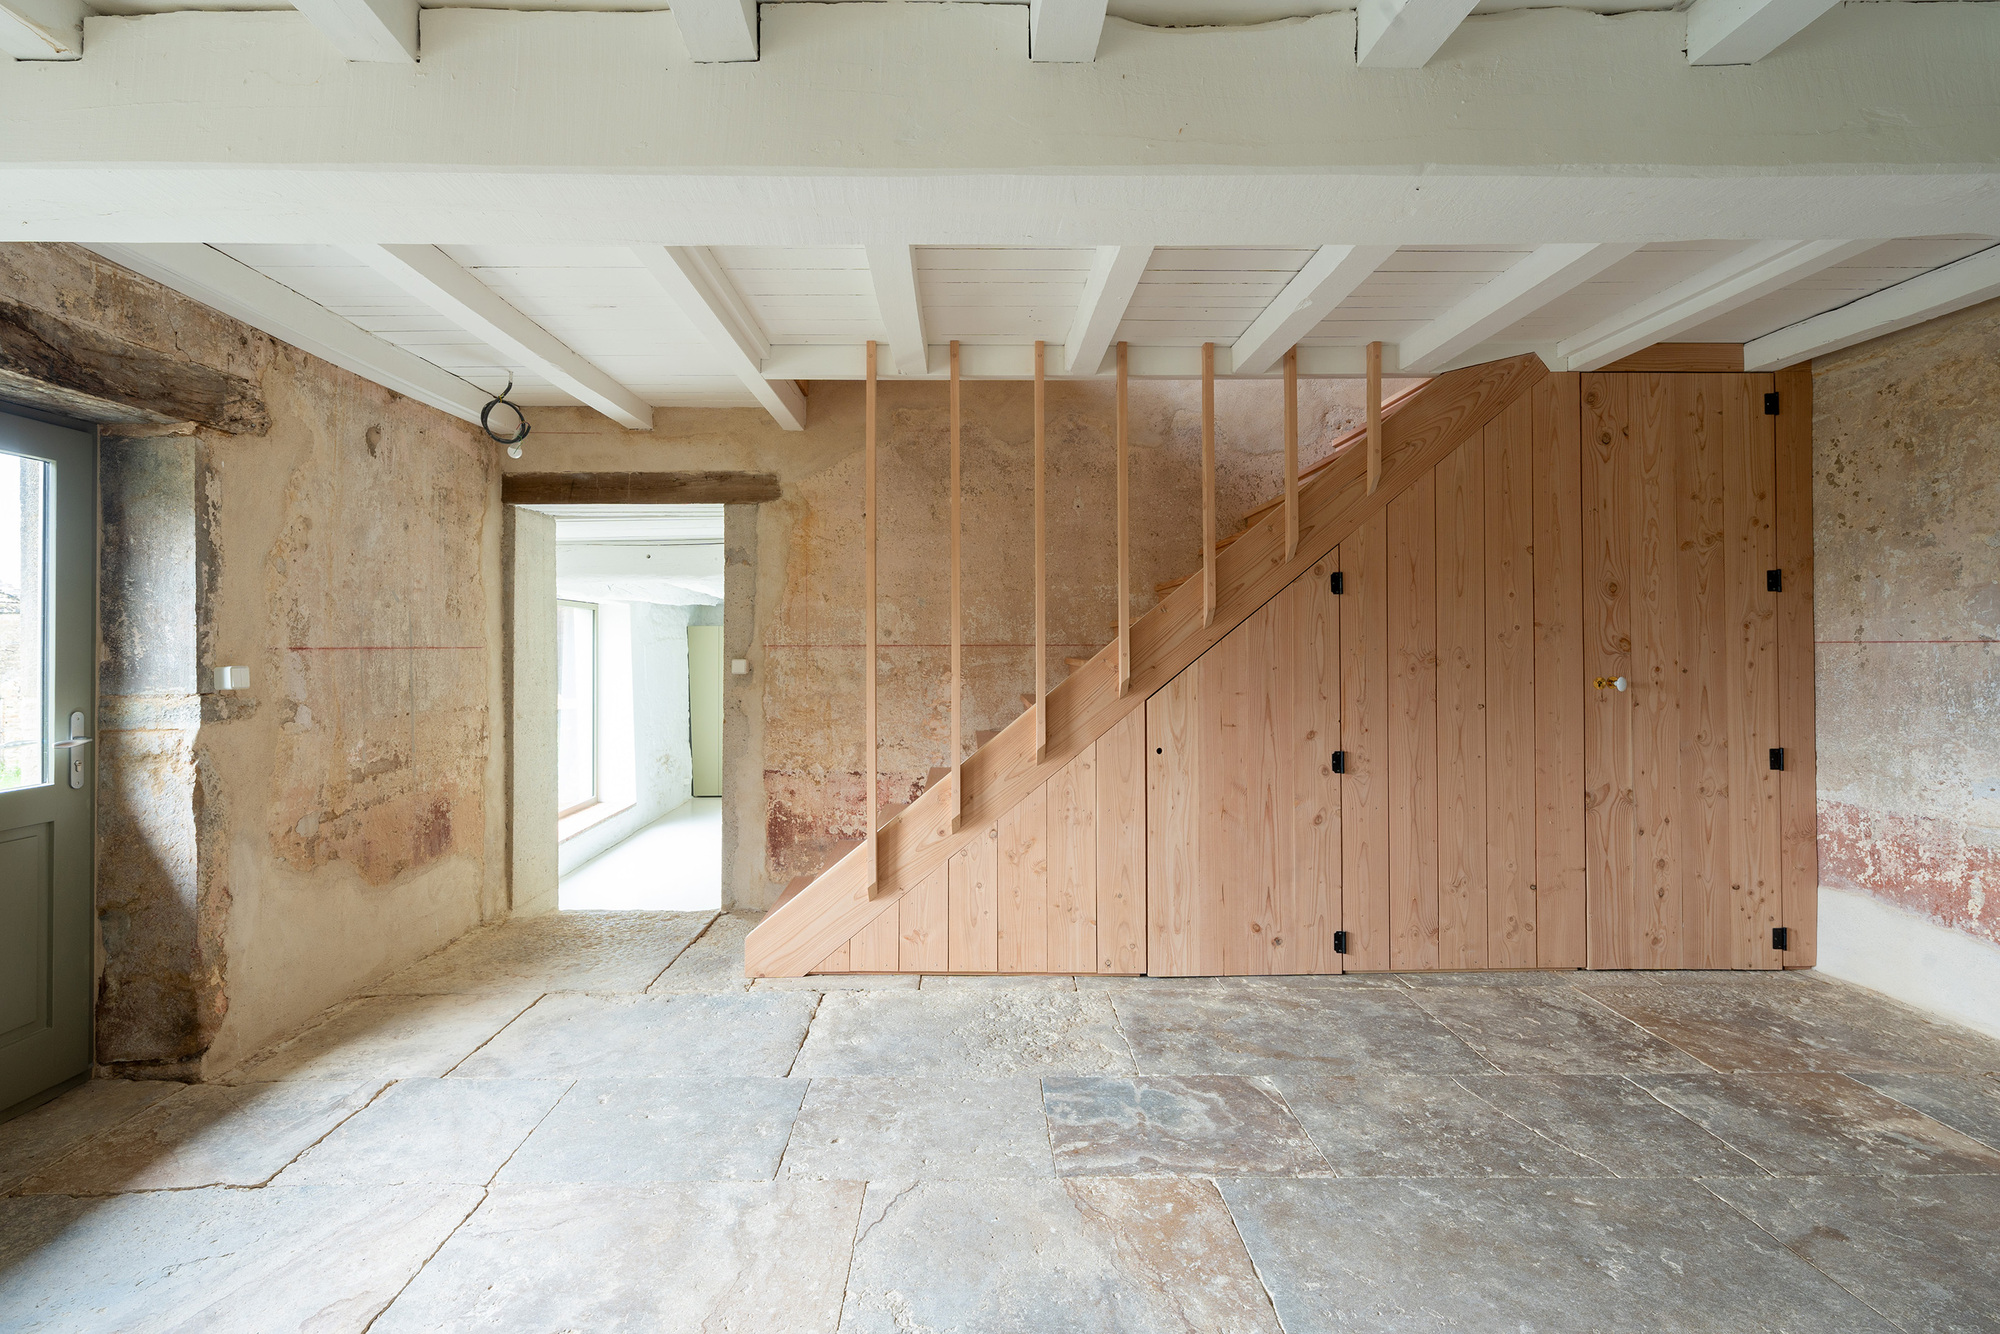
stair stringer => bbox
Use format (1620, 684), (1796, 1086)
(744, 353), (1550, 977)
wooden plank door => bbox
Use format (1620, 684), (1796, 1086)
(1582, 372), (1785, 970)
(1147, 554), (1342, 976)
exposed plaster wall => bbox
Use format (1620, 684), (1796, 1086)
(0, 243), (507, 1079)
(1813, 296), (2000, 957)
(508, 373), (1416, 908)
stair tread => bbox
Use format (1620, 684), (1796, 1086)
(774, 839), (866, 907)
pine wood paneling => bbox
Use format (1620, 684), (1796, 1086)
(816, 941), (851, 973)
(849, 905), (902, 972)
(1096, 708), (1148, 974)
(900, 862), (951, 971)
(1341, 518), (1391, 971)
(1147, 670), (1199, 976)
(949, 822), (1000, 972)
(1144, 558), (1342, 976)
(1725, 373), (1784, 969)
(1485, 394), (1538, 969)
(1291, 555), (1343, 975)
(1676, 373), (1732, 968)
(1534, 374), (1587, 969)
(1582, 373), (1637, 969)
(1598, 343), (1745, 374)
(1436, 437), (1487, 970)
(764, 360), (1814, 983)
(1046, 743), (1099, 973)
(1582, 370), (1797, 973)
(1631, 372), (1682, 968)
(1772, 365), (1820, 967)
(1388, 472), (1439, 971)
(997, 784), (1050, 972)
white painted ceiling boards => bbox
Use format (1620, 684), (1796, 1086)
(7, 0), (1998, 430)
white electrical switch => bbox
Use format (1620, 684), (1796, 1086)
(731, 658), (749, 676)
(215, 666), (249, 691)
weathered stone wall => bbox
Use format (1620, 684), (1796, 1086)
(1813, 296), (2000, 950)
(510, 372), (1415, 907)
(1, 243), (507, 1078)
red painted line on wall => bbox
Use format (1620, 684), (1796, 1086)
(1815, 639), (1997, 645)
(282, 646), (485, 652)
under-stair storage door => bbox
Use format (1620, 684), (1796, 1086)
(1146, 554), (1342, 976)
(1583, 373), (1785, 970)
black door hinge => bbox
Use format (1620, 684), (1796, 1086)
(1773, 926), (1790, 951)
(1767, 569), (1782, 593)
(1333, 930), (1349, 955)
(1764, 392), (1780, 415)
(1331, 571), (1345, 595)
(1770, 747), (1785, 771)
(1331, 750), (1346, 774)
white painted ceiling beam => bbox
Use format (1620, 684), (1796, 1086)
(348, 244), (655, 430)
(4, 6), (1996, 244)
(1029, 0), (1109, 62)
(0, 0), (84, 59)
(633, 245), (807, 430)
(1744, 244), (2000, 371)
(1686, 0), (1841, 66)
(761, 342), (1423, 382)
(1062, 246), (1152, 377)
(670, 0), (758, 62)
(1229, 245), (1399, 376)
(1558, 239), (1880, 371)
(85, 243), (489, 424)
(1357, 0), (1478, 68)
(864, 244), (928, 378)
(291, 0), (417, 62)
(1398, 243), (1642, 374)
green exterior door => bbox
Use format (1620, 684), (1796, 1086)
(687, 624), (723, 798)
(0, 412), (95, 1114)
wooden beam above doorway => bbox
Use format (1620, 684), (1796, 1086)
(500, 471), (780, 505)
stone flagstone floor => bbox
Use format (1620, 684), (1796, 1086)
(4, 909), (2000, 1332)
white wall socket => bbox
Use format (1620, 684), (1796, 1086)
(731, 658), (749, 676)
(215, 665), (249, 691)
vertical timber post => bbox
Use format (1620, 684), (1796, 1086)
(1284, 344), (1300, 560)
(864, 340), (879, 890)
(1366, 339), (1383, 496)
(1202, 340), (1217, 627)
(1034, 339), (1048, 757)
(949, 340), (963, 827)
(1116, 341), (1131, 696)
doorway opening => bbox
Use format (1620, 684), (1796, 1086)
(524, 503), (725, 911)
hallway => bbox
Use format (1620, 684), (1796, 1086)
(559, 797), (722, 911)
(3, 912), (1998, 1332)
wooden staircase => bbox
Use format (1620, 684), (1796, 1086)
(745, 354), (1549, 977)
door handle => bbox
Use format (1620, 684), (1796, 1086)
(1593, 676), (1628, 692)
(61, 710), (90, 789)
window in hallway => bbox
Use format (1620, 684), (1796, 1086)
(555, 600), (598, 816)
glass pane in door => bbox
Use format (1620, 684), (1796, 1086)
(556, 601), (597, 814)
(0, 452), (48, 793)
